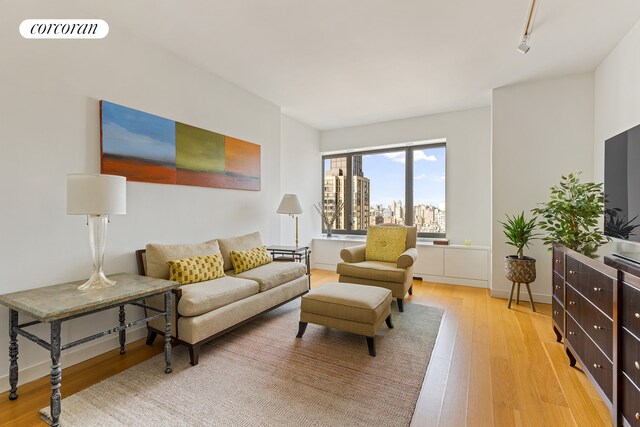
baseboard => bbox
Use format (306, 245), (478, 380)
(414, 275), (488, 289)
(490, 288), (552, 304)
(0, 325), (147, 393)
(311, 266), (489, 289)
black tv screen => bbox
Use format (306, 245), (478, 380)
(605, 123), (640, 242)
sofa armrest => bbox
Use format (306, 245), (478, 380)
(340, 245), (366, 263)
(397, 247), (418, 268)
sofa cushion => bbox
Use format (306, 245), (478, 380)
(146, 240), (219, 279)
(365, 226), (407, 263)
(167, 254), (225, 285)
(235, 262), (306, 292)
(218, 232), (264, 271)
(177, 276), (259, 317)
(337, 260), (407, 284)
(231, 245), (272, 274)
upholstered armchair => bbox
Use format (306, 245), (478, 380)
(337, 225), (418, 312)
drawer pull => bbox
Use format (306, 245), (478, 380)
(569, 270), (576, 274)
(636, 313), (640, 319)
(555, 259), (560, 264)
(593, 363), (603, 369)
(569, 301), (576, 306)
(553, 310), (558, 315)
(593, 325), (602, 330)
(555, 285), (561, 290)
(636, 412), (640, 420)
(635, 361), (640, 370)
(593, 287), (602, 292)
(568, 331), (576, 335)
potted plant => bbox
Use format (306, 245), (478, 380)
(500, 212), (539, 285)
(533, 171), (610, 256)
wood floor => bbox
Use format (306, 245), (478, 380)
(0, 270), (610, 426)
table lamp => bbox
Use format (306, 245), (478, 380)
(67, 174), (127, 290)
(277, 194), (303, 247)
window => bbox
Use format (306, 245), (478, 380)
(321, 143), (446, 238)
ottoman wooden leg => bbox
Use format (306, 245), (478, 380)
(409, 285), (413, 296)
(366, 336), (376, 357)
(385, 315), (394, 329)
(397, 299), (404, 313)
(296, 322), (308, 338)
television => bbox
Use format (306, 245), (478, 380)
(604, 123), (640, 245)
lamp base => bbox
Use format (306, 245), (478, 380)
(78, 269), (116, 290)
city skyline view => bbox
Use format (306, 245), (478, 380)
(323, 146), (446, 234)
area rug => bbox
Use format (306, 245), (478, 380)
(41, 300), (443, 426)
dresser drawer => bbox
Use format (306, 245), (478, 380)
(552, 296), (563, 334)
(622, 283), (640, 336)
(565, 313), (613, 402)
(553, 247), (565, 276)
(552, 272), (564, 305)
(565, 313), (585, 359)
(566, 257), (613, 318)
(622, 328), (640, 390)
(565, 284), (613, 360)
(622, 373), (640, 426)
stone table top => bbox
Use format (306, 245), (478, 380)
(0, 273), (179, 322)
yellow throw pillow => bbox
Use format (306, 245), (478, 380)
(365, 226), (407, 263)
(166, 254), (225, 285)
(230, 245), (272, 274)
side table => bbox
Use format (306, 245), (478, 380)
(266, 245), (311, 275)
(0, 273), (178, 427)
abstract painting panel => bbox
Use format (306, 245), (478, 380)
(100, 101), (176, 184)
(100, 101), (261, 191)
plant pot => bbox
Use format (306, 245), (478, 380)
(504, 256), (536, 283)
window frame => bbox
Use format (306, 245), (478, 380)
(321, 142), (446, 238)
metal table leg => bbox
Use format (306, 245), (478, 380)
(50, 321), (62, 427)
(9, 309), (19, 400)
(164, 291), (172, 374)
(119, 305), (126, 354)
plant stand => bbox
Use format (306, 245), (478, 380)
(507, 281), (536, 312)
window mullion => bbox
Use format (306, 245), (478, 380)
(406, 147), (413, 226)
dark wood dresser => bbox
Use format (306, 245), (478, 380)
(553, 243), (640, 426)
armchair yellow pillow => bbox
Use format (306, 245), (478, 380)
(166, 254), (225, 285)
(230, 245), (272, 274)
(365, 226), (407, 263)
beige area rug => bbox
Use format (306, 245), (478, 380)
(41, 299), (443, 426)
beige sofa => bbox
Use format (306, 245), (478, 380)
(336, 226), (418, 312)
(136, 231), (309, 365)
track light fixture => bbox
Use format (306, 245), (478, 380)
(518, 0), (538, 54)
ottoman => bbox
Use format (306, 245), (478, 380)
(296, 282), (393, 356)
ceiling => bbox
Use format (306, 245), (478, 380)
(84, 1), (640, 130)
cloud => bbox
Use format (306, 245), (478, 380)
(382, 151), (437, 163)
(382, 152), (406, 163)
(415, 173), (427, 180)
(414, 151), (437, 162)
(414, 174), (445, 181)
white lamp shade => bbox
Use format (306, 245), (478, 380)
(277, 194), (303, 215)
(67, 174), (127, 215)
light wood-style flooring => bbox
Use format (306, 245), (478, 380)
(0, 270), (610, 426)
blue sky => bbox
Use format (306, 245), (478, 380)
(363, 147), (445, 207)
(101, 101), (176, 164)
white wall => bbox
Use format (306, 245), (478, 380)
(0, 3), (286, 390)
(491, 73), (595, 302)
(320, 107), (492, 247)
(280, 115), (322, 247)
(595, 20), (640, 187)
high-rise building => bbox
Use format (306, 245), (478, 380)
(323, 156), (370, 230)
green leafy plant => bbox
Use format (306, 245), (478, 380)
(533, 171), (610, 255)
(499, 212), (539, 259)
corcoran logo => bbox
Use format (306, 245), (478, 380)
(19, 19), (109, 39)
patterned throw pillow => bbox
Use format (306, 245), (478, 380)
(166, 254), (225, 285)
(230, 245), (272, 274)
(365, 226), (407, 263)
